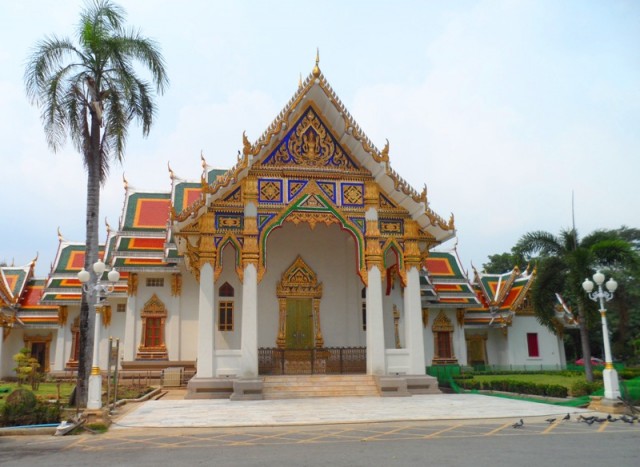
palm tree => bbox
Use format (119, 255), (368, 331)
(25, 0), (168, 406)
(515, 228), (637, 382)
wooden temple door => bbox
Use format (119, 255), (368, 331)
(285, 298), (314, 349)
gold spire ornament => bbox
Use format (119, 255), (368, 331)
(312, 48), (320, 77)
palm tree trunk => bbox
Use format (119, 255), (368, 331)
(577, 303), (594, 383)
(76, 126), (102, 408)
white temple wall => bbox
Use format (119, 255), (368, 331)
(508, 316), (564, 368)
(257, 222), (362, 348)
(0, 330), (26, 378)
(97, 299), (127, 369)
(484, 328), (508, 366)
(179, 267), (200, 361)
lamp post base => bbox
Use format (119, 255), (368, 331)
(87, 373), (103, 410)
(603, 368), (621, 400)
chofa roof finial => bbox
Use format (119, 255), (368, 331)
(312, 48), (320, 77)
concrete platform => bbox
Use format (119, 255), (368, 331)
(112, 394), (591, 429)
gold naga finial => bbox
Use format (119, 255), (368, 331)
(105, 217), (112, 234)
(122, 173), (128, 192)
(167, 161), (175, 180)
(419, 184), (428, 204)
(30, 252), (39, 266)
(242, 131), (252, 157)
(200, 150), (207, 170)
(57, 226), (65, 242)
(380, 139), (390, 162)
(448, 212), (455, 230)
(312, 48), (320, 77)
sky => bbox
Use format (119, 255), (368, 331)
(1, 0), (638, 277)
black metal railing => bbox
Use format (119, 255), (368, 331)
(258, 347), (366, 375)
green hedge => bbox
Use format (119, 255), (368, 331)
(454, 378), (568, 398)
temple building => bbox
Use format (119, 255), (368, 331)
(0, 59), (567, 395)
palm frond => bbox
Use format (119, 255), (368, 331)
(514, 231), (563, 258)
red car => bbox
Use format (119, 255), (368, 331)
(575, 357), (604, 366)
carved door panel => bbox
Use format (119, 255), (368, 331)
(286, 298), (313, 349)
(467, 338), (486, 366)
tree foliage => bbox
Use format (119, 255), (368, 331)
(502, 227), (639, 382)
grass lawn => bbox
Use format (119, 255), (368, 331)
(470, 373), (586, 388)
(0, 382), (75, 405)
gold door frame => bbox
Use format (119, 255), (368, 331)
(276, 255), (323, 349)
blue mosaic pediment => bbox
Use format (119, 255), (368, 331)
(261, 106), (359, 170)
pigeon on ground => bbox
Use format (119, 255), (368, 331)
(579, 415), (596, 423)
(545, 418), (556, 424)
(512, 419), (524, 428)
(584, 418), (596, 426)
(562, 413), (570, 421)
(620, 415), (634, 424)
(595, 417), (607, 423)
(607, 415), (618, 422)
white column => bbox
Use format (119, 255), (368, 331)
(403, 266), (425, 374)
(366, 266), (386, 375)
(87, 308), (103, 410)
(240, 263), (258, 377)
(197, 262), (216, 378)
(53, 325), (66, 372)
(168, 291), (181, 361)
(123, 294), (137, 361)
(457, 315), (468, 366)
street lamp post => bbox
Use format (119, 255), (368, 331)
(78, 259), (120, 410)
(581, 271), (620, 400)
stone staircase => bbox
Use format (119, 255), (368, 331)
(262, 374), (380, 399)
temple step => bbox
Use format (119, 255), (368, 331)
(262, 375), (379, 399)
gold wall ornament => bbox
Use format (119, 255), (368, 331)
(102, 305), (112, 327)
(393, 304), (401, 349)
(171, 273), (182, 297)
(286, 211), (339, 230)
(422, 308), (429, 328)
(276, 256), (324, 349)
(456, 308), (465, 327)
(432, 311), (454, 332)
(58, 305), (68, 326)
(364, 181), (379, 207)
(128, 273), (138, 296)
(243, 177), (258, 203)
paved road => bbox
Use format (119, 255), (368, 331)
(1, 418), (639, 466)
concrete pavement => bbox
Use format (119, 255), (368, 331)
(112, 393), (591, 429)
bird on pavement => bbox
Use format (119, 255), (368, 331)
(545, 418), (556, 424)
(579, 415), (596, 423)
(584, 418), (596, 426)
(607, 415), (618, 422)
(620, 415), (634, 424)
(562, 413), (570, 421)
(512, 419), (524, 428)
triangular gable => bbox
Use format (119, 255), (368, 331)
(260, 106), (360, 172)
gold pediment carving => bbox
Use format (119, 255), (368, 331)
(276, 255), (323, 299)
(432, 310), (454, 332)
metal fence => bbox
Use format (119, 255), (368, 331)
(258, 347), (366, 375)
